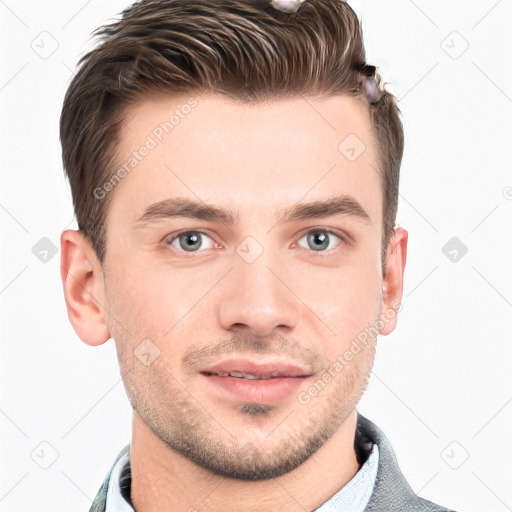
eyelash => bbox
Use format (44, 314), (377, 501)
(164, 228), (349, 255)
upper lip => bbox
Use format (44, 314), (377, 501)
(200, 358), (313, 378)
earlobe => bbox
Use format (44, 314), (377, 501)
(379, 226), (408, 336)
(60, 229), (111, 346)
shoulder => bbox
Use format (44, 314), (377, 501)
(357, 413), (457, 512)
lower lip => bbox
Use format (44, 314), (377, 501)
(201, 374), (309, 402)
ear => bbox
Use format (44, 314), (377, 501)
(60, 229), (111, 346)
(379, 226), (408, 336)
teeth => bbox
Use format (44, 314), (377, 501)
(214, 371), (272, 379)
(241, 373), (261, 380)
(207, 370), (288, 379)
(232, 372), (263, 379)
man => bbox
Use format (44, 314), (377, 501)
(59, 0), (455, 510)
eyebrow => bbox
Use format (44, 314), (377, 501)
(136, 195), (371, 227)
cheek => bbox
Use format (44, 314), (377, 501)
(105, 257), (217, 345)
(104, 261), (162, 341)
(295, 260), (382, 346)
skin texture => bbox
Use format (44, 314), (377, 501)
(61, 93), (407, 512)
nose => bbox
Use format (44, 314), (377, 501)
(217, 250), (300, 338)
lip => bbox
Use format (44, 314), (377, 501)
(200, 358), (312, 378)
(199, 358), (313, 403)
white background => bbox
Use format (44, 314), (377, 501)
(1, 1), (511, 511)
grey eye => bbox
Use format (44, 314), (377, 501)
(169, 232), (215, 252)
(297, 230), (341, 251)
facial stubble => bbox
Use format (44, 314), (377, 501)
(113, 330), (377, 481)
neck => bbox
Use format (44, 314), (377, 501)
(130, 408), (360, 512)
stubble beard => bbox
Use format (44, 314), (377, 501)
(118, 338), (376, 481)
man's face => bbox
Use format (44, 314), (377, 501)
(103, 93), (387, 479)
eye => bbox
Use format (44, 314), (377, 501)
(166, 231), (217, 252)
(296, 229), (343, 252)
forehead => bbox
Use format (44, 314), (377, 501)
(109, 93), (382, 226)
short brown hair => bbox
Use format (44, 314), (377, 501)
(60, 0), (403, 267)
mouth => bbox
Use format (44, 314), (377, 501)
(199, 358), (313, 402)
(201, 370), (295, 379)
(200, 359), (312, 379)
